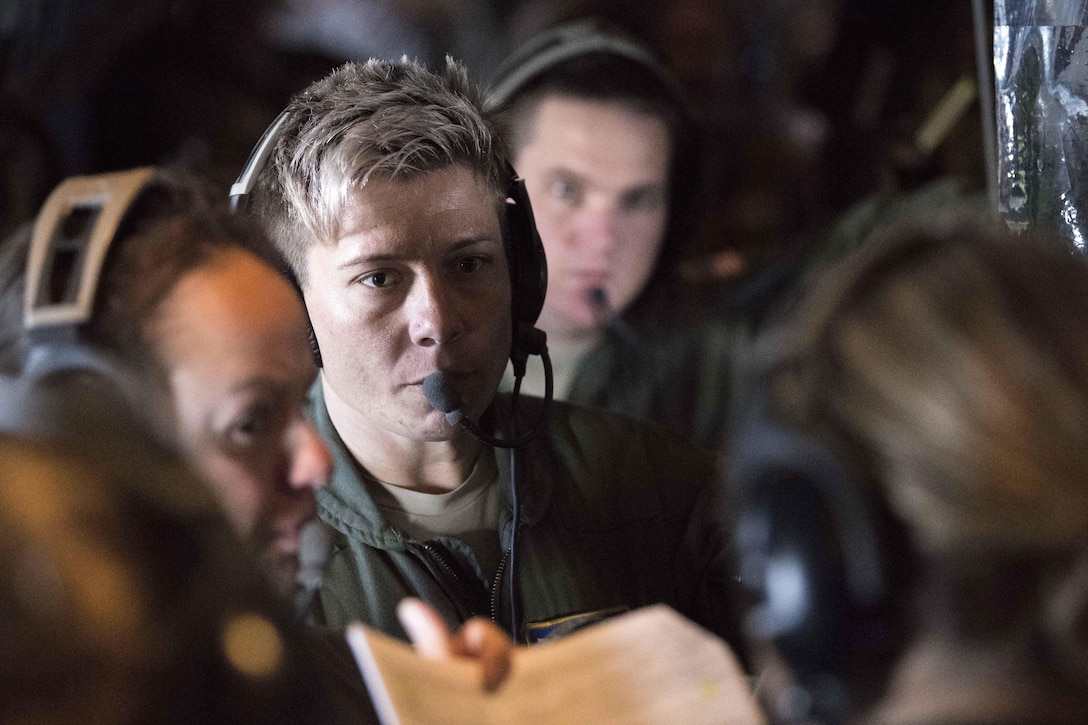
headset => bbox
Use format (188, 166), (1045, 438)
(485, 18), (702, 286)
(12, 167), (232, 508)
(725, 229), (961, 722)
(486, 19), (689, 112)
(728, 383), (911, 722)
(17, 168), (158, 401)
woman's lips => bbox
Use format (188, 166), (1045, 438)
(408, 370), (474, 387)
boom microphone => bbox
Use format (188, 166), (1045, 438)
(422, 373), (468, 426)
(422, 369), (551, 448)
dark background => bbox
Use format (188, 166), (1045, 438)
(1, 0), (989, 276)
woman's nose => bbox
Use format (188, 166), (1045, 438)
(406, 274), (465, 347)
(287, 418), (332, 492)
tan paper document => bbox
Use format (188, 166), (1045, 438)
(346, 604), (766, 724)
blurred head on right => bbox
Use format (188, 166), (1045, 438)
(729, 208), (1088, 723)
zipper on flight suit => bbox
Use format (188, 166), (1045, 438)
(489, 547), (511, 626)
(411, 540), (492, 619)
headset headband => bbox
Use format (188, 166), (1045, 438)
(230, 110), (291, 208)
(486, 20), (687, 111)
(24, 167), (155, 335)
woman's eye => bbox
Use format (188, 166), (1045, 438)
(361, 270), (398, 288)
(227, 406), (274, 446)
(232, 416), (266, 440)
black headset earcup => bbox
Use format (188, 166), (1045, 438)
(737, 472), (904, 668)
(730, 386), (910, 717)
(504, 174), (547, 329)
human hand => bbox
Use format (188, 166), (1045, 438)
(396, 597), (513, 691)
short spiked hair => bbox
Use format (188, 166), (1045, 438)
(250, 57), (511, 284)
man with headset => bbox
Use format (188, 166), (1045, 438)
(487, 20), (738, 449)
(234, 55), (742, 652)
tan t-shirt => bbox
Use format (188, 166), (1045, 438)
(363, 453), (503, 575)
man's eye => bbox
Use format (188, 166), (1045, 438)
(456, 256), (486, 274)
(551, 178), (580, 202)
(622, 188), (666, 213)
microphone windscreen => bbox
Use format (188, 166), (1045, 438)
(423, 372), (465, 425)
(295, 519), (332, 619)
(297, 519), (332, 581)
(298, 520), (330, 570)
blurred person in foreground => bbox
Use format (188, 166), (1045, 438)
(488, 20), (738, 448)
(0, 375), (336, 724)
(729, 208), (1088, 723)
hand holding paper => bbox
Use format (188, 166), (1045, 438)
(353, 604), (766, 725)
(396, 598), (512, 691)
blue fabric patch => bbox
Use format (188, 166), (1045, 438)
(524, 606), (629, 643)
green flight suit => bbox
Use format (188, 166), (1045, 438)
(306, 383), (743, 655)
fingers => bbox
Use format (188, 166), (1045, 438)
(397, 598), (454, 660)
(396, 599), (514, 691)
(455, 618), (513, 691)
